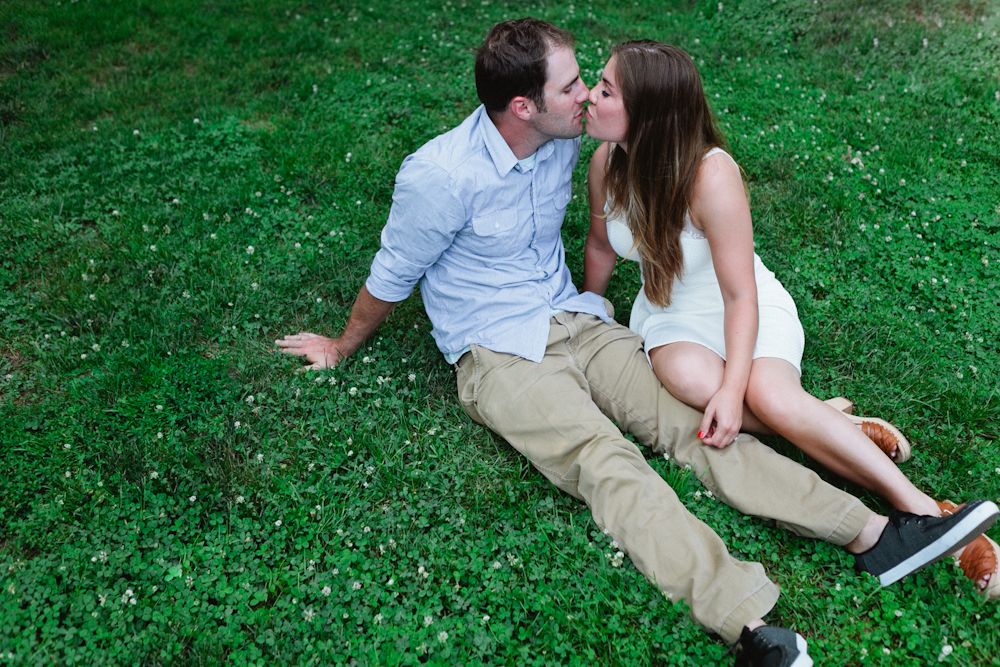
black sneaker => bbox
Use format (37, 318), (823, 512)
(855, 499), (999, 586)
(735, 625), (812, 667)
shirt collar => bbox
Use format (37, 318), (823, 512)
(477, 105), (554, 177)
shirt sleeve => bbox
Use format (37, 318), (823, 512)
(365, 155), (468, 302)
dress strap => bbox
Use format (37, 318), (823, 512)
(703, 146), (729, 160)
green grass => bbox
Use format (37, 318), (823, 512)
(2, 0), (998, 664)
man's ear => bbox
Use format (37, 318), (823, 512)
(508, 96), (535, 121)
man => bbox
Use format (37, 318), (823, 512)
(277, 18), (997, 667)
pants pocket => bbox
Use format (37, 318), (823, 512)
(455, 346), (484, 425)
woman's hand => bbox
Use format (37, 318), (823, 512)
(698, 387), (745, 448)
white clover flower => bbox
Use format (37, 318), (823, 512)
(322, 585), (332, 596)
(274, 519), (282, 527)
(302, 608), (315, 621)
(189, 495), (197, 502)
(437, 631), (448, 643)
(352, 581), (362, 590)
(149, 471), (159, 480)
(235, 495), (245, 504)
(374, 612), (383, 624)
(481, 614), (490, 624)
(133, 129), (140, 136)
(424, 615), (433, 626)
(246, 245), (255, 255)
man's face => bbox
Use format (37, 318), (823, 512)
(530, 46), (589, 140)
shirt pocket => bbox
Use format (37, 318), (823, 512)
(471, 211), (518, 236)
(549, 183), (572, 213)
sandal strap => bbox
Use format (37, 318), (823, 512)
(859, 421), (899, 457)
(956, 535), (999, 582)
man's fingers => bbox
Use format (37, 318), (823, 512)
(275, 332), (317, 345)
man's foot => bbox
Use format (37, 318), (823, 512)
(855, 500), (999, 586)
(937, 500), (1000, 598)
(735, 625), (812, 667)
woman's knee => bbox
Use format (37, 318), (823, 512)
(745, 365), (806, 427)
(650, 345), (723, 407)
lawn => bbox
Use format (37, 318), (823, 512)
(1, 0), (998, 664)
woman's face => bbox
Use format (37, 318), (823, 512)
(585, 55), (628, 143)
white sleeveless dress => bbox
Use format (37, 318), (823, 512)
(606, 147), (805, 373)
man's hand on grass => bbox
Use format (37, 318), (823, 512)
(275, 332), (345, 370)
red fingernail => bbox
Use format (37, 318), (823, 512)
(697, 431), (704, 438)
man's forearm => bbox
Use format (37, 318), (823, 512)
(336, 285), (398, 357)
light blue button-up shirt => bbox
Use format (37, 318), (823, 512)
(365, 105), (611, 363)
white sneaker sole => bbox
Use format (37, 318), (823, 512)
(879, 500), (1000, 586)
(791, 633), (813, 667)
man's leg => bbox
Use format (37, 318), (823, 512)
(566, 312), (874, 547)
(455, 319), (778, 644)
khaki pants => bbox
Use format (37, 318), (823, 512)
(456, 311), (873, 643)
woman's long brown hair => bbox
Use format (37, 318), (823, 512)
(605, 41), (728, 306)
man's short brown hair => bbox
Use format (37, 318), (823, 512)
(474, 18), (574, 113)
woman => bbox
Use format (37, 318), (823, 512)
(582, 40), (997, 597)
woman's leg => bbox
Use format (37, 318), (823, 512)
(649, 346), (991, 591)
(743, 357), (939, 516)
(649, 343), (773, 433)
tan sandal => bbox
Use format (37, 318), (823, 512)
(824, 397), (911, 463)
(824, 396), (855, 415)
(937, 500), (1000, 599)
